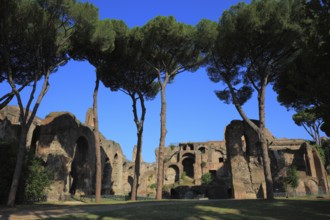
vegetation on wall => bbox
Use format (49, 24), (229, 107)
(24, 157), (52, 202)
(201, 173), (213, 185)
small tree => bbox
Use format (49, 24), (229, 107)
(3, 0), (98, 206)
(206, 0), (303, 200)
(201, 173), (213, 185)
(284, 166), (299, 197)
(141, 16), (208, 200)
(293, 108), (323, 146)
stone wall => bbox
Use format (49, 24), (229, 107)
(1, 106), (329, 201)
(225, 120), (329, 199)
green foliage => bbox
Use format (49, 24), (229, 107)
(201, 161), (206, 168)
(284, 166), (299, 190)
(321, 139), (330, 168)
(208, 0), (303, 107)
(24, 157), (52, 202)
(274, 0), (330, 136)
(292, 108), (323, 145)
(169, 144), (176, 151)
(181, 171), (187, 180)
(201, 173), (213, 185)
(313, 145), (326, 166)
(149, 183), (156, 190)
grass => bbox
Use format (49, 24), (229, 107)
(40, 197), (330, 220)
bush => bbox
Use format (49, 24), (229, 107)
(201, 173), (213, 185)
(284, 166), (299, 197)
(149, 183), (156, 190)
(24, 157), (52, 202)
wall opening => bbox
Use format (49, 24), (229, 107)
(70, 136), (89, 195)
(165, 165), (180, 184)
(182, 154), (195, 179)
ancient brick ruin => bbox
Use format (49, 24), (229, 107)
(0, 106), (329, 200)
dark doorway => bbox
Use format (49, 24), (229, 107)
(182, 157), (195, 178)
(70, 136), (89, 195)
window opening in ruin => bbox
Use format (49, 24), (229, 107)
(198, 147), (206, 154)
(219, 157), (224, 163)
(241, 135), (246, 153)
(182, 156), (195, 179)
(182, 146), (187, 151)
(70, 136), (89, 195)
(114, 153), (118, 163)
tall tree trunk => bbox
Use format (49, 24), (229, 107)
(156, 83), (167, 200)
(131, 93), (146, 201)
(93, 74), (101, 203)
(258, 82), (274, 200)
(7, 126), (27, 207)
(7, 69), (50, 207)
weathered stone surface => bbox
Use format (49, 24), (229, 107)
(1, 107), (329, 201)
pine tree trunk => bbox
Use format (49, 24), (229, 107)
(258, 83), (274, 200)
(7, 126), (27, 207)
(93, 74), (101, 203)
(131, 126), (143, 200)
(156, 84), (167, 200)
(131, 93), (146, 201)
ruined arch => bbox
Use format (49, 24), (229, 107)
(182, 153), (195, 178)
(102, 157), (112, 194)
(165, 165), (180, 184)
(70, 136), (89, 195)
(128, 176), (134, 193)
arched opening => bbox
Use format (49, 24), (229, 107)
(182, 153), (195, 179)
(102, 157), (112, 194)
(165, 165), (180, 184)
(128, 176), (134, 195)
(198, 147), (206, 154)
(70, 136), (89, 195)
(114, 153), (118, 162)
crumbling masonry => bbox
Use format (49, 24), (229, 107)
(0, 106), (328, 200)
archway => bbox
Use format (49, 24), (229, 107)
(70, 136), (89, 195)
(182, 153), (195, 179)
(102, 157), (112, 194)
(165, 165), (180, 184)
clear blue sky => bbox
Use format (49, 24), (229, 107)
(2, 0), (316, 163)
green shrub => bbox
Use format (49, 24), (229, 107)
(284, 166), (299, 194)
(149, 183), (156, 189)
(201, 172), (213, 185)
(24, 157), (52, 202)
(181, 171), (187, 180)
